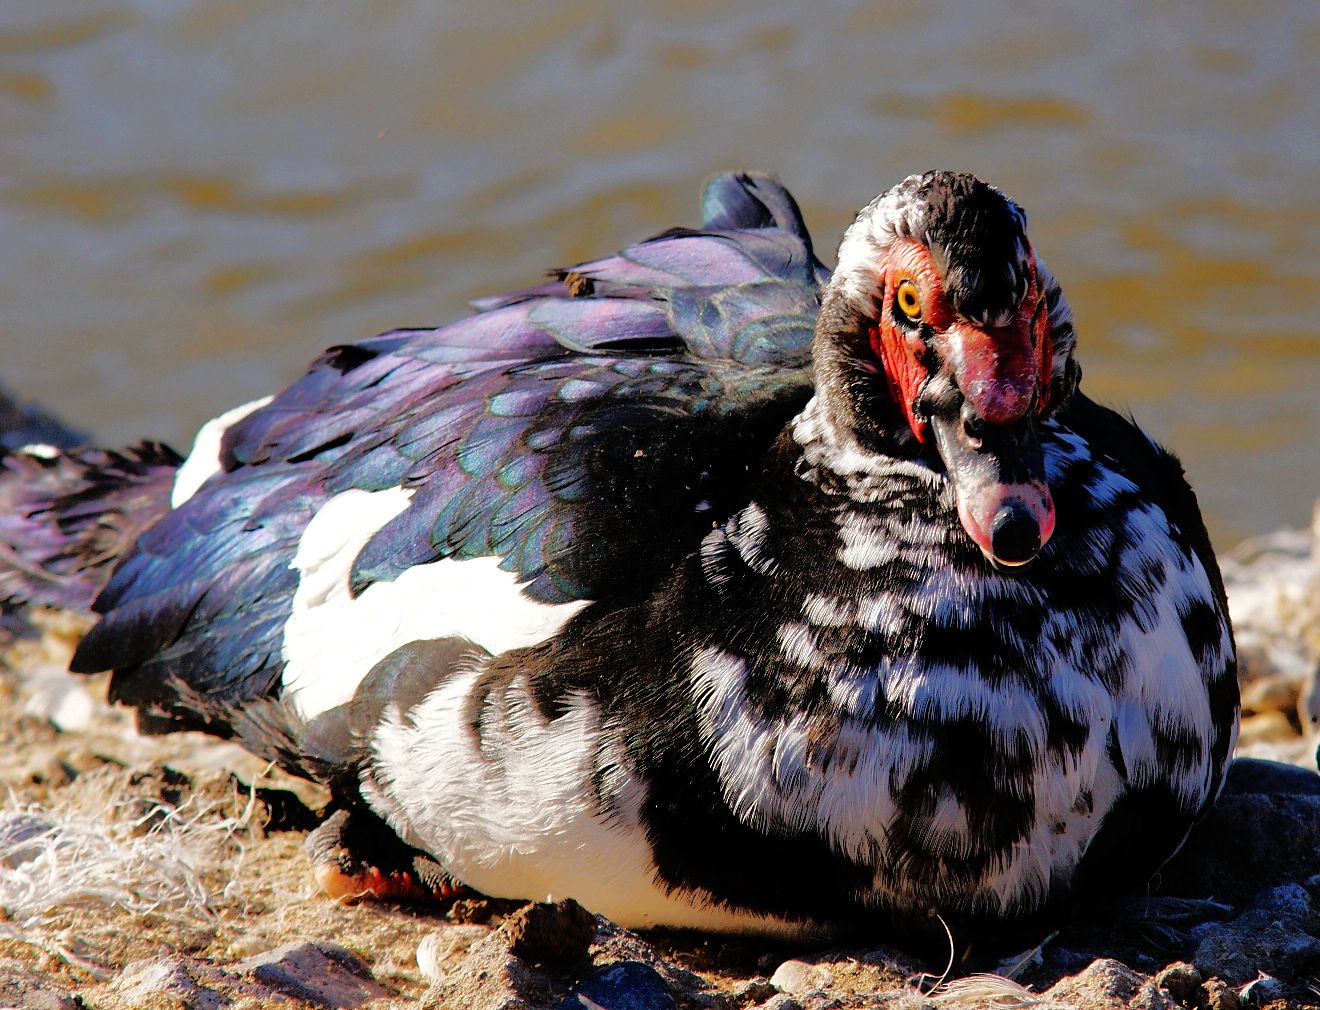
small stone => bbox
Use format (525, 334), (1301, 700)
(589, 916), (710, 999)
(814, 947), (918, 999)
(109, 955), (279, 1010)
(1153, 962), (1203, 1003)
(563, 271), (595, 298)
(501, 898), (598, 967)
(450, 896), (523, 925)
(759, 998), (804, 1010)
(19, 666), (99, 731)
(1250, 881), (1312, 917)
(732, 977), (780, 1004)
(240, 940), (388, 1007)
(225, 930), (279, 958)
(113, 957), (230, 1008)
(114, 955), (223, 1003)
(0, 970), (80, 1010)
(1044, 958), (1177, 1010)
(421, 927), (552, 1010)
(1192, 894), (1320, 986)
(557, 960), (676, 1010)
(0, 811), (55, 868)
(770, 958), (833, 995)
(1203, 978), (1240, 1010)
(447, 896), (490, 923)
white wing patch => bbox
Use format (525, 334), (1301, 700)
(171, 395), (274, 508)
(281, 486), (589, 720)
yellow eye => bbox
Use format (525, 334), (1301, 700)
(894, 279), (922, 322)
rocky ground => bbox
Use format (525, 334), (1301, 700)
(1, 506), (1319, 1010)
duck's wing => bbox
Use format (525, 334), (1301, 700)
(71, 173), (825, 728)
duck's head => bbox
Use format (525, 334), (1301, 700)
(813, 171), (1080, 570)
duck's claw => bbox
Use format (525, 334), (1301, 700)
(306, 807), (467, 905)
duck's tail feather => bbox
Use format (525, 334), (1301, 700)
(0, 442), (183, 634)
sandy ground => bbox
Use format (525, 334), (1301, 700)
(0, 614), (445, 1006)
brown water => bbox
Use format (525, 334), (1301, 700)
(1, 3), (1317, 548)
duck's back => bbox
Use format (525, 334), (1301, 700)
(65, 173), (825, 745)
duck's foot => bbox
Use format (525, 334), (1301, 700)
(306, 807), (467, 905)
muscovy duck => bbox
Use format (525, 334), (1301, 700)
(0, 171), (1238, 944)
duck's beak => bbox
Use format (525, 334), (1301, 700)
(925, 312), (1054, 569)
(928, 407), (1054, 569)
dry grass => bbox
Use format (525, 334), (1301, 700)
(0, 779), (261, 977)
(930, 973), (1044, 1008)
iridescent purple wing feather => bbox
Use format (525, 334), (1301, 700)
(72, 172), (825, 718)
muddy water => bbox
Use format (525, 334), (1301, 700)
(1, 3), (1317, 548)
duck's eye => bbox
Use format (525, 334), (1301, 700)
(894, 279), (922, 323)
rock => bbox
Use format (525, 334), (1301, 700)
(19, 666), (99, 731)
(1043, 958), (1177, 1010)
(754, 989), (930, 1010)
(503, 898), (598, 967)
(417, 924), (491, 983)
(1223, 757), (1320, 796)
(589, 916), (712, 1001)
(1191, 885), (1320, 986)
(556, 960), (677, 1010)
(0, 811), (55, 868)
(1162, 792), (1320, 904)
(107, 954), (284, 1010)
(449, 895), (527, 925)
(0, 970), (80, 1010)
(758, 997), (805, 1010)
(767, 946), (918, 1002)
(1202, 977), (1240, 1010)
(239, 940), (389, 1007)
(1152, 962), (1202, 1003)
(1255, 881), (1314, 919)
(771, 959), (834, 995)
(420, 925), (554, 1010)
(731, 977), (780, 1005)
(112, 957), (232, 1009)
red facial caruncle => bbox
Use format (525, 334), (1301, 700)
(866, 239), (1052, 444)
(866, 238), (1058, 568)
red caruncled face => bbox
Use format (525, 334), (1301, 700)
(867, 239), (1057, 568)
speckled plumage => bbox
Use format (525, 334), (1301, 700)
(0, 171), (1237, 945)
